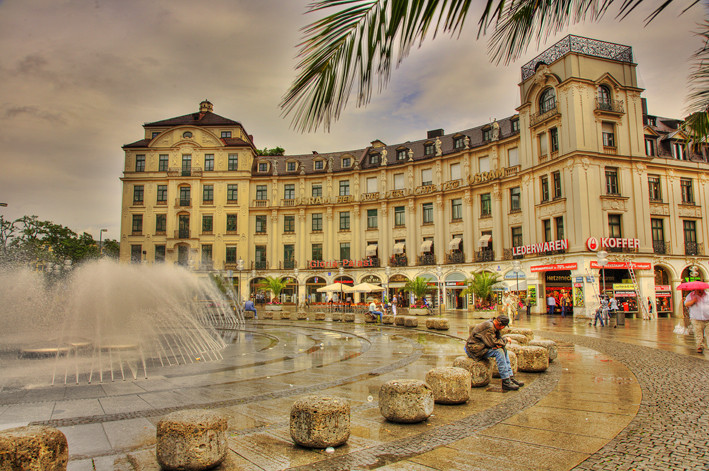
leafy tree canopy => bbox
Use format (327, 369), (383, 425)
(256, 146), (286, 156)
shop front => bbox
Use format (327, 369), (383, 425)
(445, 272), (467, 309)
(387, 274), (410, 307)
(305, 276), (326, 303)
(544, 271), (572, 316)
(280, 276), (298, 304)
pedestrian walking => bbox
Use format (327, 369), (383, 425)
(391, 294), (398, 316)
(684, 289), (709, 353)
(546, 294), (556, 316)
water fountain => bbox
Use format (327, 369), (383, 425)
(0, 260), (241, 387)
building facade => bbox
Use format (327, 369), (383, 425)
(120, 35), (709, 316)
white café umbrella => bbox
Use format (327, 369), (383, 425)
(349, 282), (385, 293)
(316, 283), (345, 293)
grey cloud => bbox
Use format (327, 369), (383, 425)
(4, 105), (66, 124)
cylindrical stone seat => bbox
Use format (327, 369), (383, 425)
(344, 313), (355, 322)
(425, 367), (471, 404)
(529, 339), (558, 362)
(243, 310), (255, 319)
(382, 315), (394, 324)
(263, 311), (274, 320)
(279, 312), (291, 320)
(315, 312), (326, 320)
(156, 409), (228, 471)
(503, 333), (528, 345)
(331, 313), (343, 321)
(364, 313), (377, 323)
(394, 316), (406, 326)
(517, 345), (549, 372)
(434, 318), (450, 330)
(452, 356), (492, 387)
(503, 327), (534, 341)
(379, 379), (434, 423)
(491, 350), (518, 378)
(0, 426), (68, 471)
(426, 318), (436, 329)
(290, 396), (350, 448)
(404, 316), (418, 327)
(297, 312), (308, 320)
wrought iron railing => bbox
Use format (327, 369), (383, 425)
(282, 260), (296, 270)
(252, 260), (269, 270)
(176, 230), (190, 239)
(608, 246), (637, 254)
(596, 98), (624, 113)
(503, 249), (524, 260)
(475, 250), (494, 262)
(418, 253), (436, 266)
(530, 104), (559, 127)
(685, 242), (702, 256)
(389, 254), (408, 267)
(653, 240), (668, 255)
(369, 257), (380, 268)
(446, 251), (465, 264)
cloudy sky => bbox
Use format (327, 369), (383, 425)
(0, 0), (703, 240)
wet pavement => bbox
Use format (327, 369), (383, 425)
(0, 312), (707, 470)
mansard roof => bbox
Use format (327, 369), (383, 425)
(145, 111), (242, 128)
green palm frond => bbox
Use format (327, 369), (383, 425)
(256, 276), (288, 297)
(460, 271), (500, 302)
(685, 21), (709, 146)
(403, 276), (432, 301)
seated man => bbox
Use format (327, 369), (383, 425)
(369, 298), (383, 322)
(465, 315), (524, 391)
(243, 299), (258, 319)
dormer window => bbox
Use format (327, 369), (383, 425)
(221, 131), (232, 138)
(258, 161), (269, 172)
(287, 161), (297, 172)
(314, 160), (324, 170)
(342, 157), (351, 168)
(424, 143), (434, 156)
(397, 149), (407, 160)
(454, 137), (464, 149)
(369, 153), (380, 165)
(152, 132), (160, 138)
(182, 131), (193, 139)
(511, 119), (520, 133)
(482, 128), (492, 141)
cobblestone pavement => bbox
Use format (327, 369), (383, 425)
(0, 313), (707, 470)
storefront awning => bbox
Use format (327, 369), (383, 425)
(420, 240), (433, 253)
(478, 234), (491, 248)
(449, 238), (462, 251)
(366, 244), (378, 257)
(393, 242), (406, 254)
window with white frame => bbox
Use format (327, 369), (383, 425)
(449, 163), (461, 181)
(421, 168), (433, 186)
(508, 147), (519, 166)
(394, 173), (404, 190)
(479, 156), (490, 173)
(366, 177), (378, 193)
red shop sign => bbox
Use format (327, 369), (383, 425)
(589, 261), (652, 270)
(530, 263), (578, 272)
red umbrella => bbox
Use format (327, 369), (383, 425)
(676, 281), (709, 291)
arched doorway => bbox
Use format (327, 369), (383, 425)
(333, 275), (354, 303)
(544, 270), (571, 315)
(250, 277), (268, 304)
(281, 276), (297, 304)
(305, 276), (326, 304)
(388, 274), (410, 307)
(654, 266), (672, 317)
(445, 272), (467, 309)
(418, 273), (439, 309)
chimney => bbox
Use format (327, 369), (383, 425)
(641, 98), (648, 125)
(427, 129), (444, 139)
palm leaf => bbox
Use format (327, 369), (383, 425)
(684, 20), (709, 147)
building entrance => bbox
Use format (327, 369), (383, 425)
(544, 270), (572, 316)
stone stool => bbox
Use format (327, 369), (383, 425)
(529, 339), (558, 362)
(379, 379), (434, 423)
(243, 310), (255, 319)
(452, 356), (492, 387)
(331, 313), (343, 322)
(290, 396), (350, 448)
(502, 333), (528, 345)
(491, 350), (518, 378)
(394, 316), (406, 326)
(382, 315), (394, 324)
(156, 409), (228, 471)
(0, 425), (68, 471)
(504, 327), (534, 341)
(364, 313), (377, 323)
(296, 312), (308, 320)
(280, 312), (291, 320)
(404, 316), (418, 327)
(425, 367), (470, 404)
(344, 313), (355, 322)
(517, 346), (549, 372)
(434, 318), (450, 330)
(425, 318), (437, 329)
(263, 311), (274, 320)
(315, 312), (326, 321)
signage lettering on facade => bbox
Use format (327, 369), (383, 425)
(388, 189), (406, 198)
(361, 192), (379, 201)
(441, 180), (460, 191)
(336, 195), (354, 203)
(530, 263), (577, 272)
(589, 261), (651, 270)
(414, 184), (437, 195)
(613, 283), (636, 290)
(586, 237), (640, 251)
(308, 259), (374, 269)
(468, 168), (505, 184)
(513, 239), (568, 256)
(655, 285), (671, 291)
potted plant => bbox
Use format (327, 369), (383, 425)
(257, 276), (287, 311)
(461, 271), (501, 318)
(404, 276), (433, 315)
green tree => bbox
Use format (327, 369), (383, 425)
(256, 276), (288, 302)
(101, 239), (120, 259)
(461, 271), (501, 309)
(256, 146), (286, 156)
(282, 0), (705, 137)
(403, 276), (431, 304)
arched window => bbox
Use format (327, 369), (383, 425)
(597, 85), (612, 110)
(539, 88), (556, 114)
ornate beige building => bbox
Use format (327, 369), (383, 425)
(120, 35), (708, 316)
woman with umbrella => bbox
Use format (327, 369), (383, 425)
(679, 281), (709, 353)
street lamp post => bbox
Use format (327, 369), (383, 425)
(385, 266), (391, 303)
(339, 265), (344, 311)
(251, 269), (256, 302)
(596, 250), (608, 298)
(513, 260), (521, 318)
(436, 265), (442, 317)
(236, 258), (244, 302)
(294, 267), (299, 306)
(98, 228), (107, 255)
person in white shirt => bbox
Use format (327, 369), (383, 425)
(369, 298), (383, 322)
(546, 295), (556, 316)
(391, 294), (398, 316)
(685, 289), (709, 353)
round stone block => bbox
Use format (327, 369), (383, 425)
(504, 327), (534, 341)
(290, 396), (350, 448)
(529, 339), (558, 362)
(434, 318), (450, 330)
(404, 316), (418, 327)
(379, 379), (434, 423)
(279, 312), (291, 320)
(452, 356), (492, 387)
(394, 316), (406, 326)
(506, 343), (524, 355)
(517, 345), (549, 372)
(263, 311), (274, 320)
(0, 425), (68, 471)
(425, 367), (471, 404)
(156, 409), (228, 471)
(503, 333), (528, 345)
(331, 313), (343, 321)
(491, 351), (518, 378)
(243, 310), (255, 319)
(364, 313), (377, 323)
(426, 318), (436, 329)
(296, 312), (308, 320)
(382, 315), (394, 324)
(315, 313), (326, 321)
(344, 313), (355, 322)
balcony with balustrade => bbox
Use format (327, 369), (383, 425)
(475, 249), (494, 262)
(685, 242), (703, 256)
(418, 253), (436, 266)
(389, 254), (408, 267)
(446, 251), (465, 264)
(653, 240), (669, 255)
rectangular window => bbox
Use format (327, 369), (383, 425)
(540, 176), (549, 201)
(542, 219), (551, 242)
(157, 185), (167, 203)
(312, 213), (323, 231)
(549, 128), (559, 152)
(538, 133), (548, 156)
(202, 215), (213, 233)
(284, 244), (295, 263)
(450, 163), (461, 181)
(339, 180), (350, 196)
(555, 216), (564, 240)
(159, 154), (168, 171)
(672, 142), (685, 160)
(510, 187), (521, 211)
(339, 242), (350, 260)
(367, 209), (378, 229)
(369, 153), (380, 165)
(314, 160), (324, 170)
(602, 122), (615, 147)
(133, 185), (144, 203)
(225, 246), (237, 263)
(508, 147), (519, 167)
(424, 143), (434, 156)
(155, 214), (166, 233)
(552, 171), (562, 199)
(131, 245), (142, 263)
(479, 156), (490, 173)
(312, 243), (323, 261)
(227, 184), (238, 203)
(228, 154), (238, 170)
(256, 185), (267, 200)
(339, 211), (350, 231)
(226, 214), (237, 232)
(155, 245), (165, 262)
(312, 183), (322, 197)
(608, 214), (622, 238)
(341, 158), (350, 168)
(512, 119), (520, 133)
(684, 220), (697, 244)
(132, 214), (143, 234)
(179, 186), (190, 206)
(178, 215), (189, 238)
(645, 138), (656, 156)
(397, 149), (407, 160)
(451, 198), (462, 220)
(284, 215), (295, 233)
(181, 154), (191, 176)
(480, 193), (491, 216)
(366, 177), (377, 193)
(681, 178), (694, 203)
(605, 167), (619, 195)
(394, 206), (405, 226)
(203, 184), (214, 203)
(135, 154), (145, 172)
(204, 154), (214, 171)
(394, 173), (405, 190)
(284, 184), (295, 200)
(454, 137), (464, 149)
(511, 226), (523, 247)
(483, 129), (492, 141)
(255, 215), (267, 233)
(287, 161), (297, 172)
(201, 245), (212, 264)
(421, 169), (433, 186)
(221, 131), (231, 138)
(258, 162), (268, 172)
(422, 203), (433, 224)
(651, 218), (664, 243)
(648, 175), (661, 201)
